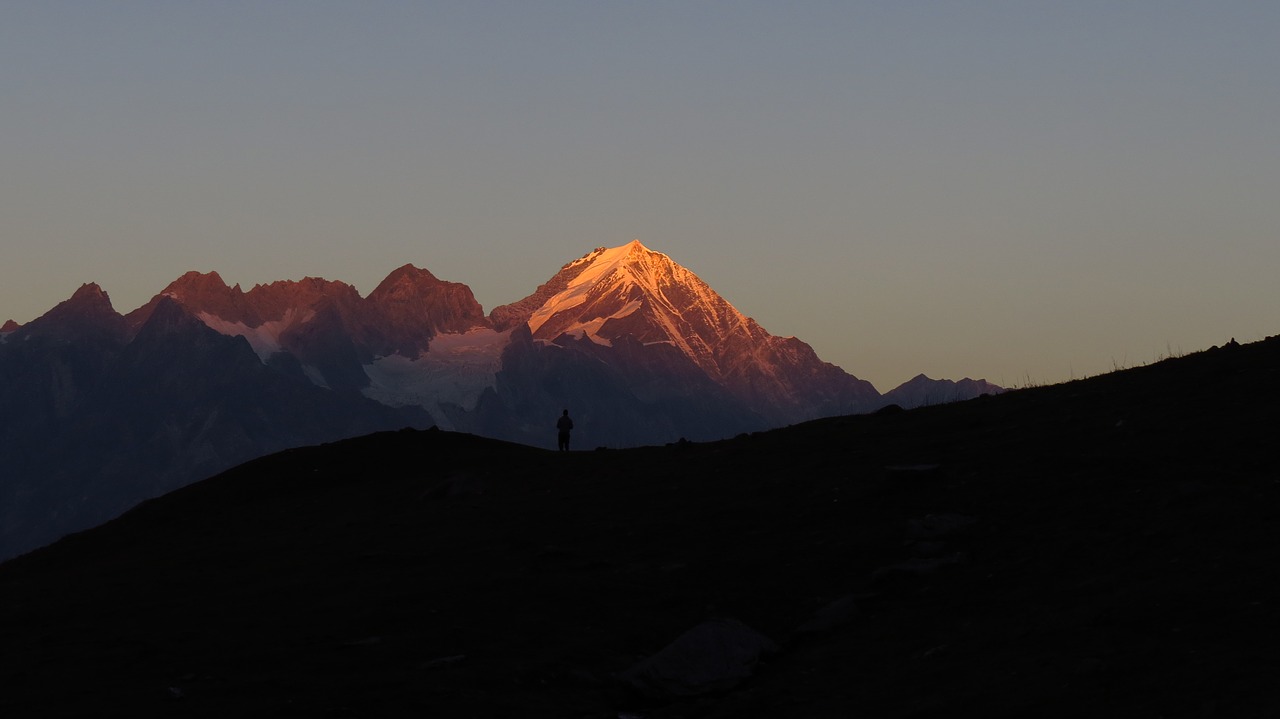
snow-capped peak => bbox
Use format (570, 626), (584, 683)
(515, 240), (760, 378)
(527, 241), (665, 333)
(489, 239), (886, 421)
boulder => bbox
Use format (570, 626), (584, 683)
(617, 618), (777, 698)
(795, 595), (859, 635)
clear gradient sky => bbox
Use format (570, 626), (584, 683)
(4, 2), (1278, 392)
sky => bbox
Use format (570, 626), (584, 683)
(3, 2), (1278, 392)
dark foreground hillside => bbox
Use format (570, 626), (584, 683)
(2, 337), (1278, 718)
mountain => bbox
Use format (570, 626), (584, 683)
(489, 240), (883, 426)
(0, 240), (998, 559)
(1, 336), (1275, 717)
(128, 241), (975, 448)
(0, 287), (427, 561)
(880, 374), (1004, 408)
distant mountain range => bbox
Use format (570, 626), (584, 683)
(0, 240), (1000, 559)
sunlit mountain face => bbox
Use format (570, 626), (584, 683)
(0, 240), (1000, 560)
(491, 240), (885, 425)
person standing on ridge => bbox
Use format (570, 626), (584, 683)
(556, 409), (574, 452)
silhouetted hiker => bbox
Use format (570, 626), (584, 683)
(556, 409), (574, 452)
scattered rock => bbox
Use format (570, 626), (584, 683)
(422, 473), (486, 500)
(905, 513), (977, 540)
(617, 618), (777, 699)
(871, 553), (968, 584)
(911, 540), (948, 557)
(421, 654), (466, 670)
(795, 594), (859, 635)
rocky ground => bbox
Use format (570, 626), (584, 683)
(1, 336), (1278, 718)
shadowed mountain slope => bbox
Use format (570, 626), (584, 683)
(0, 292), (427, 561)
(2, 334), (1277, 717)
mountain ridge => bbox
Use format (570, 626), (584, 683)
(13, 240), (996, 406)
(1, 240), (999, 560)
